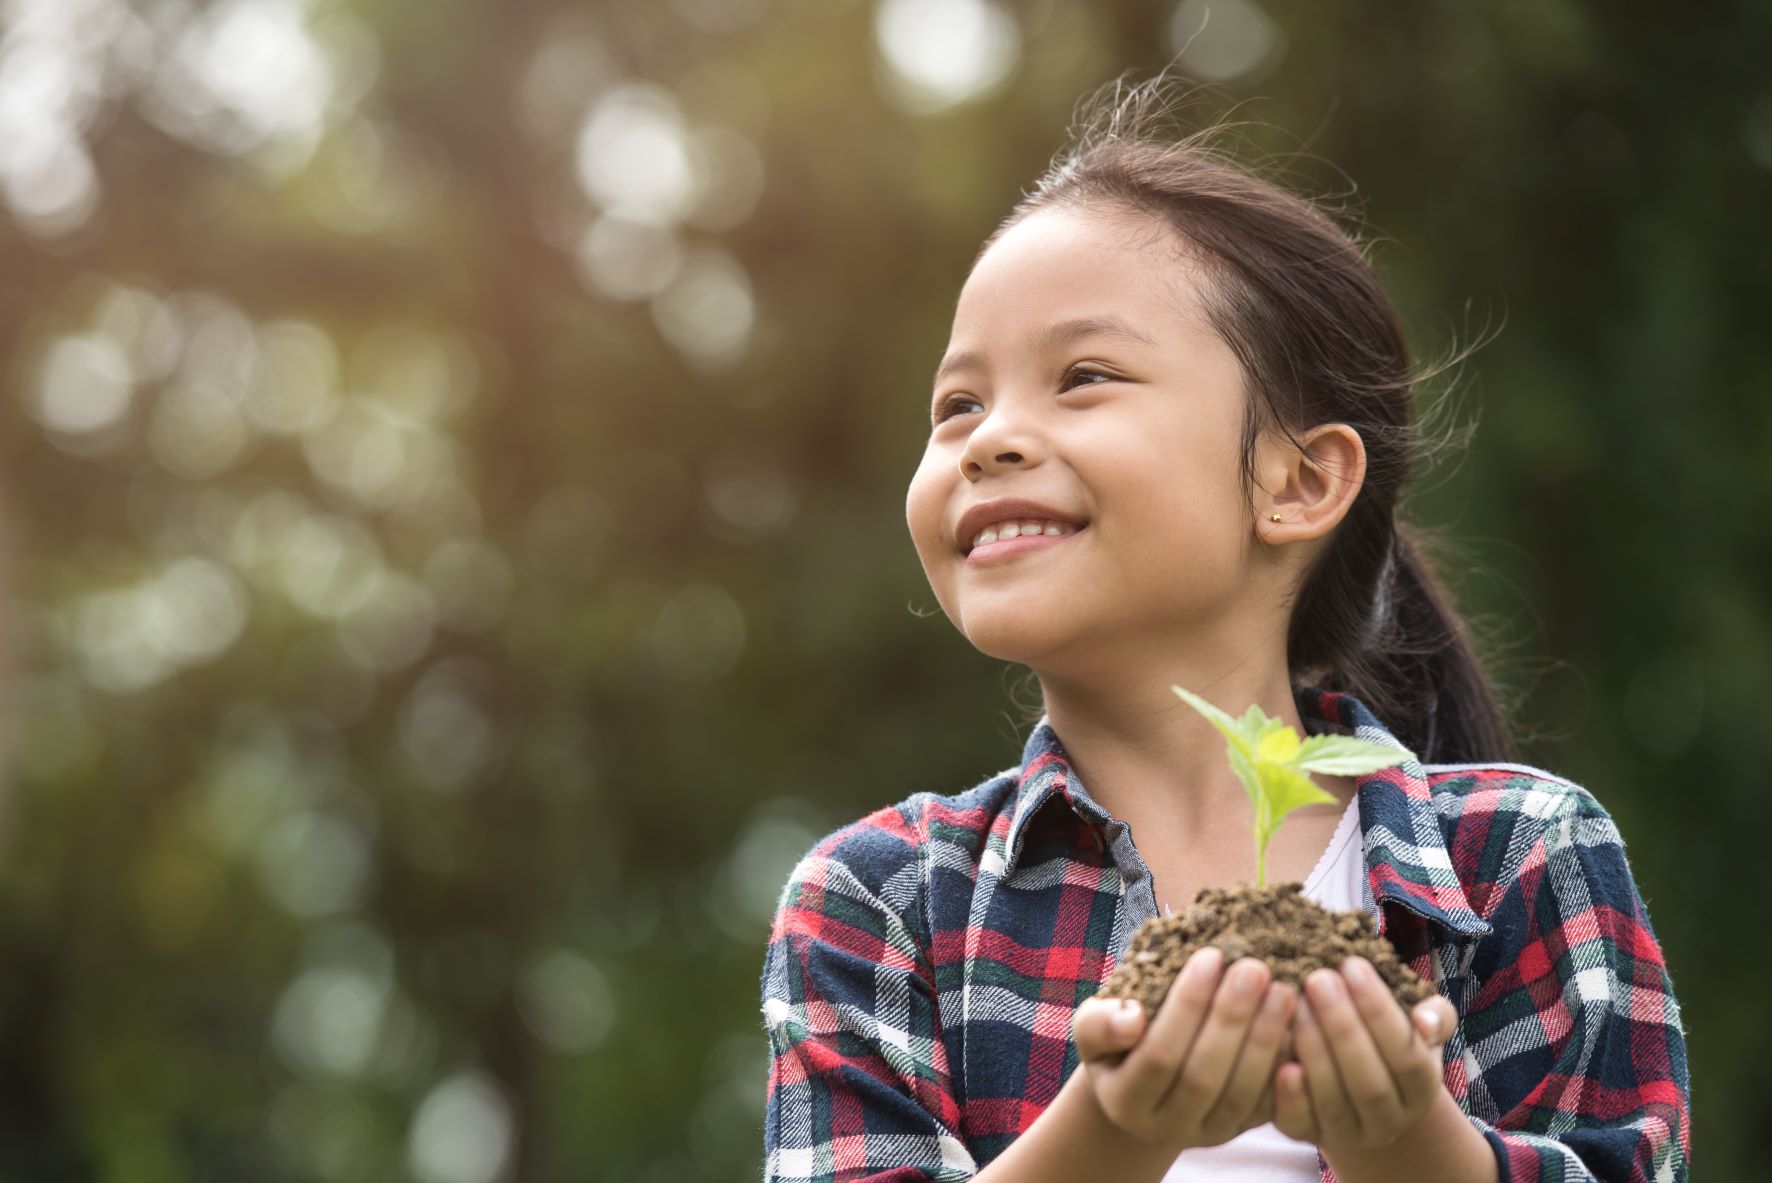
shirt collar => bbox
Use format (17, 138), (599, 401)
(1001, 685), (1492, 939)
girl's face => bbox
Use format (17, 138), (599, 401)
(906, 204), (1268, 670)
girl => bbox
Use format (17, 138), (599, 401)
(761, 77), (1690, 1183)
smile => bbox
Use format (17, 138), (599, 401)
(967, 519), (1081, 550)
(965, 525), (1087, 565)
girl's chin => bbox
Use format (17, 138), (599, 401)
(958, 617), (1081, 663)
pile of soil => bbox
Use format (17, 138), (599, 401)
(1093, 881), (1435, 1019)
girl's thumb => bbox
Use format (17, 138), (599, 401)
(1076, 997), (1143, 1060)
(1414, 999), (1455, 1045)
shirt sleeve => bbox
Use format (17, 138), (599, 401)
(760, 809), (977, 1183)
(1459, 786), (1691, 1183)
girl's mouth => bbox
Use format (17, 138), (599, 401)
(966, 525), (1087, 565)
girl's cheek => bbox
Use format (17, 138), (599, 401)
(904, 512), (945, 575)
(905, 461), (954, 548)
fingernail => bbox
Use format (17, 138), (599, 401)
(1418, 1006), (1440, 1040)
(1187, 947), (1223, 978)
(1113, 1001), (1141, 1033)
(1342, 956), (1374, 986)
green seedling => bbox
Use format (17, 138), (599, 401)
(1171, 685), (1417, 889)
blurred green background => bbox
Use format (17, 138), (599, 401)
(0, 0), (1762, 1179)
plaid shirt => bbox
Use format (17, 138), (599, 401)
(760, 685), (1691, 1182)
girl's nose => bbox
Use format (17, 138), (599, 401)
(962, 445), (1025, 478)
(960, 405), (1045, 478)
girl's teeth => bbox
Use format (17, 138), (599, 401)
(971, 520), (1079, 549)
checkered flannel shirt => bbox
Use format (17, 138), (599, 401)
(760, 685), (1691, 1182)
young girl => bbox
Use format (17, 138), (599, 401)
(760, 78), (1690, 1183)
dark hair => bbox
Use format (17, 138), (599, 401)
(991, 74), (1519, 766)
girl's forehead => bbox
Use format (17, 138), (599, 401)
(977, 204), (1168, 270)
(954, 208), (1211, 343)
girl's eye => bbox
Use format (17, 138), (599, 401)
(1061, 365), (1114, 390)
(931, 367), (1115, 425)
(933, 395), (983, 424)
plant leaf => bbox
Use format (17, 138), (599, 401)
(1292, 734), (1416, 776)
(1171, 685), (1359, 888)
(1170, 685), (1254, 757)
(1253, 761), (1338, 821)
(1254, 723), (1302, 764)
(1237, 703), (1271, 738)
(1226, 742), (1259, 809)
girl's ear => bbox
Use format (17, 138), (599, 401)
(1254, 423), (1366, 543)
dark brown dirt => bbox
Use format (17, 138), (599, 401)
(1093, 881), (1436, 1019)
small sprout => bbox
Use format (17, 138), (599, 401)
(1171, 685), (1417, 889)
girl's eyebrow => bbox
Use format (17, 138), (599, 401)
(931, 314), (1155, 389)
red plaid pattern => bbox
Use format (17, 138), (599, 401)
(761, 686), (1691, 1181)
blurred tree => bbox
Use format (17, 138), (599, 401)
(0, 0), (1760, 1179)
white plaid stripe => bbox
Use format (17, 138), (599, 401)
(763, 687), (1689, 1181)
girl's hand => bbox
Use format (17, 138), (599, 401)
(1272, 955), (1459, 1151)
(1073, 946), (1299, 1153)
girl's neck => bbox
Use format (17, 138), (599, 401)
(1036, 665), (1334, 838)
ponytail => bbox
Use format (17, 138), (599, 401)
(1291, 519), (1515, 764)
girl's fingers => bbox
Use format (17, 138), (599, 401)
(1400, 997), (1458, 1099)
(1276, 1026), (1296, 1065)
(1271, 1061), (1317, 1142)
(1338, 956), (1451, 1109)
(1100, 946), (1223, 1121)
(1155, 955), (1269, 1118)
(1073, 995), (1145, 1066)
(1331, 958), (1456, 1104)
(1303, 967), (1406, 1133)
(1249, 1074), (1277, 1127)
(1414, 997), (1457, 1047)
(1200, 979), (1295, 1131)
(1336, 957), (1417, 1067)
(1293, 996), (1360, 1143)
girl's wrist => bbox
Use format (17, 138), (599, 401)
(975, 1066), (1181, 1183)
(1068, 1065), (1195, 1164)
(1320, 1084), (1499, 1183)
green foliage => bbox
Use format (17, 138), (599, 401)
(0, 0), (1757, 1176)
(1171, 685), (1413, 888)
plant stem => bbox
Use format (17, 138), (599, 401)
(1254, 829), (1266, 889)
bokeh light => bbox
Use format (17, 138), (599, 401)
(1167, 0), (1284, 84)
(0, 0), (1754, 1178)
(407, 1071), (514, 1183)
(873, 0), (1021, 114)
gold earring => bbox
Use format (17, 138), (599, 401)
(1269, 514), (1282, 522)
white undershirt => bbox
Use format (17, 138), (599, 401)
(1160, 794), (1366, 1181)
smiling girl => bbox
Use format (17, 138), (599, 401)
(761, 77), (1690, 1183)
